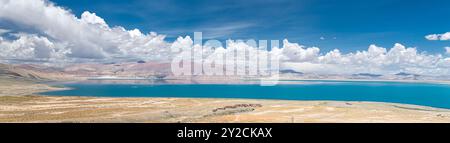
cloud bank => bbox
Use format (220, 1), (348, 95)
(200, 39), (450, 75)
(1, 0), (450, 76)
(0, 0), (170, 62)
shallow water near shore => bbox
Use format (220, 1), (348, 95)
(41, 80), (450, 109)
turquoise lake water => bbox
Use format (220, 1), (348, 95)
(42, 80), (450, 109)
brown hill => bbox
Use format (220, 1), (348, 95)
(0, 63), (78, 81)
(0, 63), (45, 80)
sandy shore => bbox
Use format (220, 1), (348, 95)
(1, 78), (450, 123)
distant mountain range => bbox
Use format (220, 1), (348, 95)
(0, 63), (66, 80)
(280, 69), (304, 75)
(0, 62), (448, 82)
(352, 73), (383, 78)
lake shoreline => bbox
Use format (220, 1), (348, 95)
(1, 78), (450, 123)
(42, 79), (450, 109)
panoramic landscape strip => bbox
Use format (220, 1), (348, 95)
(1, 0), (450, 124)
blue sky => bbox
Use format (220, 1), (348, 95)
(47, 0), (450, 53)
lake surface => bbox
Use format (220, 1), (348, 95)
(42, 80), (450, 109)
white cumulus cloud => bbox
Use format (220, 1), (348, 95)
(425, 32), (450, 40)
(283, 42), (450, 75)
(0, 33), (69, 60)
(0, 0), (170, 61)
